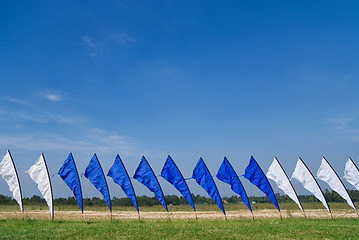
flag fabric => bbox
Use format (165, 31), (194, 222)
(133, 156), (168, 211)
(58, 153), (83, 212)
(291, 158), (330, 212)
(160, 155), (195, 211)
(344, 157), (359, 191)
(28, 153), (54, 218)
(216, 157), (251, 212)
(317, 157), (356, 211)
(192, 157), (225, 215)
(84, 154), (111, 212)
(0, 150), (23, 212)
(107, 154), (139, 212)
(244, 156), (280, 212)
(266, 157), (303, 212)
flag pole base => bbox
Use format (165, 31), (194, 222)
(303, 211), (307, 219)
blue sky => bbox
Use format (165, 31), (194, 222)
(1, 1), (359, 201)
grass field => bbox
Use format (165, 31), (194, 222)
(0, 218), (358, 239)
(1, 203), (358, 239)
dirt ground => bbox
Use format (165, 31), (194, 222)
(1, 209), (357, 221)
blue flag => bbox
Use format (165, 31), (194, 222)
(133, 156), (168, 211)
(243, 156), (280, 211)
(84, 154), (111, 212)
(58, 153), (83, 212)
(192, 158), (225, 215)
(161, 155), (196, 211)
(216, 157), (252, 212)
(107, 154), (139, 212)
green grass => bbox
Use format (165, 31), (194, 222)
(0, 218), (358, 239)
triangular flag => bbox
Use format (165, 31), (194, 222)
(216, 157), (251, 212)
(133, 156), (167, 211)
(317, 157), (356, 211)
(84, 154), (111, 212)
(28, 153), (54, 219)
(291, 158), (330, 212)
(161, 155), (195, 211)
(344, 157), (359, 191)
(243, 156), (280, 212)
(108, 154), (139, 212)
(0, 150), (23, 212)
(267, 157), (303, 212)
(58, 153), (83, 212)
(192, 157), (225, 215)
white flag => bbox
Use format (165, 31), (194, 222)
(28, 154), (53, 218)
(317, 157), (356, 211)
(0, 150), (23, 212)
(344, 157), (359, 191)
(291, 158), (330, 212)
(267, 158), (303, 212)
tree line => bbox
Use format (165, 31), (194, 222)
(0, 190), (358, 207)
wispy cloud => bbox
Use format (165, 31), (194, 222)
(1, 110), (82, 125)
(6, 97), (32, 106)
(0, 128), (140, 156)
(82, 32), (135, 57)
(328, 116), (359, 141)
(42, 90), (64, 102)
(328, 117), (355, 130)
(81, 35), (96, 47)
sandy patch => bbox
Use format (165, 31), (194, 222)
(1, 209), (357, 221)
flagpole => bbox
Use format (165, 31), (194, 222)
(117, 154), (140, 219)
(250, 156), (281, 218)
(8, 150), (24, 220)
(93, 154), (112, 220)
(322, 157), (358, 217)
(298, 158), (332, 218)
(274, 157), (306, 218)
(70, 152), (84, 216)
(348, 157), (359, 218)
(199, 158), (226, 217)
(223, 157), (253, 215)
(41, 153), (54, 221)
(166, 155), (197, 216)
(142, 156), (169, 215)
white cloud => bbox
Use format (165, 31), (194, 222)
(43, 93), (63, 101)
(82, 32), (135, 57)
(1, 110), (82, 125)
(81, 35), (96, 47)
(0, 128), (140, 156)
(6, 97), (32, 106)
(328, 116), (359, 141)
(328, 117), (355, 130)
(109, 33), (135, 44)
